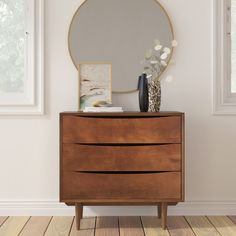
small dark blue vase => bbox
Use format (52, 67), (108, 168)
(138, 73), (149, 112)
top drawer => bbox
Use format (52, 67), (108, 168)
(62, 115), (182, 144)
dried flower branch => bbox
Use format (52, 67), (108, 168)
(141, 39), (177, 82)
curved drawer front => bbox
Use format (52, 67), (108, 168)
(62, 172), (182, 201)
(62, 116), (181, 144)
(63, 144), (181, 172)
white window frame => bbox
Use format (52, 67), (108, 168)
(0, 0), (44, 115)
(213, 0), (236, 115)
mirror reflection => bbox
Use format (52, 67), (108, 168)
(68, 0), (174, 92)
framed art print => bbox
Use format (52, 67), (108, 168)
(78, 62), (112, 110)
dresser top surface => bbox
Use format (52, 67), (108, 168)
(60, 111), (184, 117)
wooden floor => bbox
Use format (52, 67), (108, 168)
(0, 216), (236, 236)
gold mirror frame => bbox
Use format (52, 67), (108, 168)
(68, 0), (174, 94)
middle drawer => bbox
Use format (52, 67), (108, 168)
(62, 144), (181, 172)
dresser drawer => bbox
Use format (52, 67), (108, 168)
(62, 172), (181, 201)
(63, 144), (181, 172)
(62, 116), (181, 144)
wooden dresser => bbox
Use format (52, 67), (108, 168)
(60, 112), (184, 230)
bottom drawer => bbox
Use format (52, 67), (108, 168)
(62, 172), (182, 201)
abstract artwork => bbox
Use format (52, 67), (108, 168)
(78, 62), (112, 110)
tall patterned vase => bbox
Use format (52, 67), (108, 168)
(148, 79), (161, 112)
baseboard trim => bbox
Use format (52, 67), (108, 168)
(0, 201), (74, 216)
(0, 200), (236, 216)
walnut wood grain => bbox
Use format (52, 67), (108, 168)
(66, 200), (180, 205)
(62, 116), (181, 144)
(75, 204), (83, 230)
(61, 112), (184, 117)
(157, 205), (161, 219)
(60, 112), (185, 231)
(63, 144), (181, 172)
(161, 203), (167, 230)
(62, 172), (181, 201)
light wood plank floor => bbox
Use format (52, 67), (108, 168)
(0, 216), (235, 236)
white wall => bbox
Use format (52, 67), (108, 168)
(1, 0), (236, 216)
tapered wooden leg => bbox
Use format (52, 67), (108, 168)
(75, 203), (83, 230)
(161, 202), (167, 230)
(157, 204), (161, 218)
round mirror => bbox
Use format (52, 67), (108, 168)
(68, 0), (174, 93)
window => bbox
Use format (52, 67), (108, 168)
(213, 0), (236, 114)
(0, 0), (44, 114)
(232, 0), (236, 93)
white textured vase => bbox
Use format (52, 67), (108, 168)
(148, 80), (161, 112)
